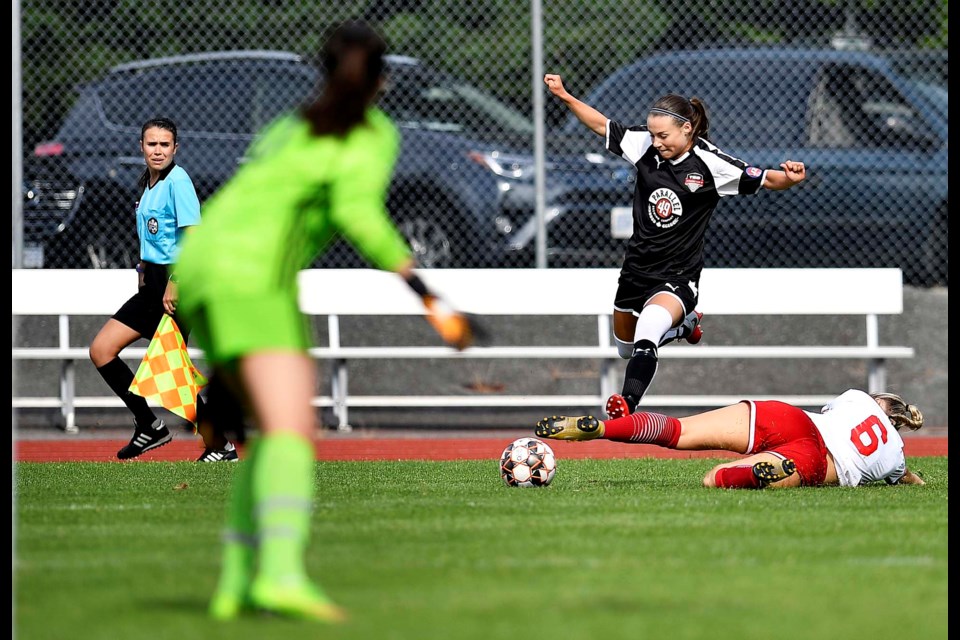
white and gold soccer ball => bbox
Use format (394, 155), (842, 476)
(499, 437), (556, 487)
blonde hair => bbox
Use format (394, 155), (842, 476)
(871, 392), (924, 431)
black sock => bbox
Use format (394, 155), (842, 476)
(96, 357), (156, 427)
(621, 339), (659, 413)
(204, 373), (248, 444)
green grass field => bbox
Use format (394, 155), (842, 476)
(14, 457), (948, 640)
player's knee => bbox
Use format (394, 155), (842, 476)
(88, 339), (110, 366)
(615, 336), (633, 359)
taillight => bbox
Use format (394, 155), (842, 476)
(34, 141), (65, 157)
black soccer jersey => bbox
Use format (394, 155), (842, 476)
(606, 119), (766, 281)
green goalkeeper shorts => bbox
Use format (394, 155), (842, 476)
(179, 290), (311, 365)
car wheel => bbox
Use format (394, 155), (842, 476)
(396, 213), (456, 268)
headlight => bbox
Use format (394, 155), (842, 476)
(467, 151), (539, 181)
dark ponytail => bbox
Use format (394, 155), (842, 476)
(302, 20), (387, 137)
(650, 94), (711, 141)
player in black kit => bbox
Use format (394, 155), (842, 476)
(544, 73), (806, 419)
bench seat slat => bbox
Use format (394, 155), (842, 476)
(12, 346), (915, 360)
(13, 394), (840, 410)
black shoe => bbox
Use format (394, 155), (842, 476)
(659, 310), (704, 346)
(197, 444), (239, 462)
(752, 458), (797, 487)
(535, 415), (603, 441)
(117, 419), (172, 460)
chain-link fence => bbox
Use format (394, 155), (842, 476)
(16, 0), (947, 285)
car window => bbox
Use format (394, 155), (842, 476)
(98, 61), (253, 134)
(380, 67), (534, 136)
(807, 63), (932, 148)
(581, 57), (808, 149)
(250, 65), (317, 132)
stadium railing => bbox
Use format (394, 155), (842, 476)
(12, 268), (914, 431)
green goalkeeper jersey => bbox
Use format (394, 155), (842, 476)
(176, 107), (411, 297)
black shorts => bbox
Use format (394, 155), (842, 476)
(613, 270), (699, 316)
(112, 261), (191, 340)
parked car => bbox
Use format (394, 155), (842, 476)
(548, 48), (948, 285)
(22, 51), (607, 269)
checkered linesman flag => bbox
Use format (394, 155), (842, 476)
(129, 314), (207, 424)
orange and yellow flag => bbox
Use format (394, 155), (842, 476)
(129, 314), (207, 424)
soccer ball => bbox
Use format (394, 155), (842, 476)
(499, 437), (556, 487)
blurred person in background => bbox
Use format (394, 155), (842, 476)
(536, 388), (926, 489)
(544, 74), (806, 422)
(88, 116), (237, 462)
(175, 20), (478, 622)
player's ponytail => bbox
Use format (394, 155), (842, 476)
(871, 392), (924, 431)
(688, 97), (710, 141)
(649, 94), (710, 141)
(302, 20), (386, 137)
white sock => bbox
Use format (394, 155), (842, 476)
(634, 304), (675, 344)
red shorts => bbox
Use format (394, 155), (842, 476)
(744, 400), (828, 486)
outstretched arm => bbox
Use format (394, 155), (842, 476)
(762, 160), (806, 190)
(396, 259), (481, 351)
(544, 74), (608, 137)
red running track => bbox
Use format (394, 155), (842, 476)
(13, 436), (947, 463)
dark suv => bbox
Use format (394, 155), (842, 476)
(22, 51), (605, 269)
(547, 48), (948, 285)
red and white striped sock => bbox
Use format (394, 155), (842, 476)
(602, 411), (681, 448)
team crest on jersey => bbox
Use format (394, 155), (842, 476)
(745, 166), (762, 178)
(647, 188), (683, 228)
(684, 173), (704, 192)
(147, 217), (159, 234)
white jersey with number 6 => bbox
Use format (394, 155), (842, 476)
(804, 389), (906, 487)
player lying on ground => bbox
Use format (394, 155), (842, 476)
(535, 389), (926, 489)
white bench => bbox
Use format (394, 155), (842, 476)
(12, 268), (913, 432)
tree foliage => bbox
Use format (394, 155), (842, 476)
(20, 0), (945, 147)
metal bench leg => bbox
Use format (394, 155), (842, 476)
(331, 358), (351, 432)
(58, 315), (79, 433)
(326, 314), (351, 431)
(868, 359), (886, 395)
(598, 313), (618, 405)
(61, 360), (78, 433)
(865, 313), (884, 394)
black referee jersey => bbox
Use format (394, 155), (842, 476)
(606, 119), (766, 281)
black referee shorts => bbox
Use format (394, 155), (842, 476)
(613, 270), (699, 317)
(112, 261), (190, 340)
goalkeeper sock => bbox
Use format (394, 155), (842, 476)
(213, 439), (259, 599)
(252, 432), (316, 584)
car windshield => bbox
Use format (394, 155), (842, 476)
(907, 81), (948, 121)
(886, 51), (947, 89)
(380, 71), (535, 137)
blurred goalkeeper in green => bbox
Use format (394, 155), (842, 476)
(175, 19), (476, 622)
